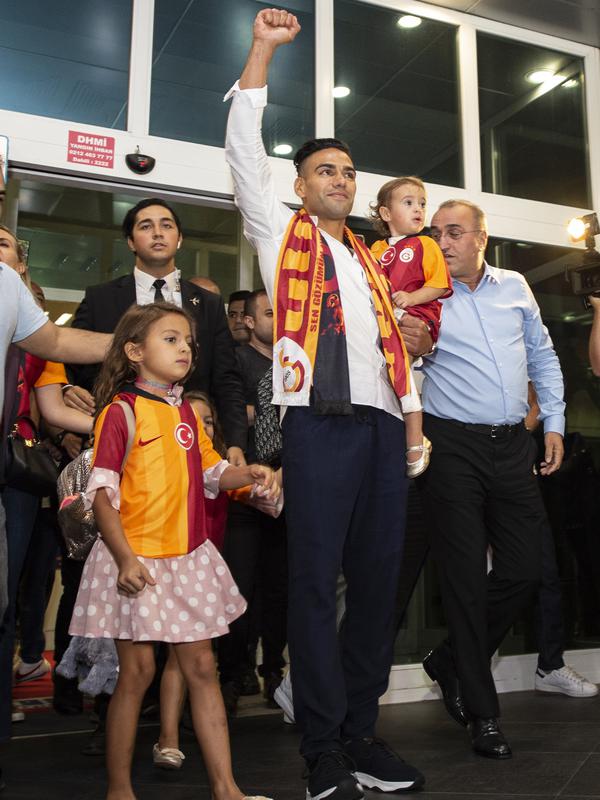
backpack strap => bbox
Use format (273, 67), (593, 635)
(114, 400), (136, 469)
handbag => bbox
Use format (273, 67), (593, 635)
(5, 416), (60, 496)
(254, 366), (282, 468)
(57, 400), (136, 560)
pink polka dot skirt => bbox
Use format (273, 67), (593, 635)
(69, 538), (247, 643)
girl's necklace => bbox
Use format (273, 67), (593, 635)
(135, 377), (175, 397)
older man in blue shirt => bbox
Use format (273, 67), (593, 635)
(419, 199), (564, 760)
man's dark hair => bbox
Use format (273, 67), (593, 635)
(293, 138), (353, 174)
(122, 198), (182, 240)
(244, 288), (268, 320)
(228, 290), (251, 306)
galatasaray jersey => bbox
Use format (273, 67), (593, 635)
(92, 386), (223, 559)
(371, 235), (452, 342)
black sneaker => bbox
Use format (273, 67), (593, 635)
(305, 750), (364, 800)
(344, 737), (425, 793)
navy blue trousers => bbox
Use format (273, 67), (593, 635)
(282, 405), (408, 758)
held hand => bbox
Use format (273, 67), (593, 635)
(398, 314), (433, 357)
(249, 464), (280, 501)
(227, 446), (247, 467)
(540, 432), (564, 476)
(392, 290), (411, 309)
(63, 385), (96, 415)
(117, 557), (156, 597)
(253, 8), (301, 46)
(62, 432), (85, 460)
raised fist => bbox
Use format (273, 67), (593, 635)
(253, 8), (301, 46)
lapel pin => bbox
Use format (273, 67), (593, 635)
(190, 296), (200, 306)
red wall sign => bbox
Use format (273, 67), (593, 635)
(67, 130), (115, 168)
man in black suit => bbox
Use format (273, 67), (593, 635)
(54, 198), (247, 734)
(67, 197), (247, 460)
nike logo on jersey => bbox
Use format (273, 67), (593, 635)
(138, 435), (163, 447)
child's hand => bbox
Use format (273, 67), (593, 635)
(117, 556), (156, 597)
(392, 290), (411, 309)
(249, 464), (280, 501)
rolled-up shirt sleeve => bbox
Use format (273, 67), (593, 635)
(224, 81), (293, 299)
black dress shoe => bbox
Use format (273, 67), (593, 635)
(470, 717), (512, 759)
(423, 649), (470, 727)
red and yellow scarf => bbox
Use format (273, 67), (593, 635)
(272, 209), (411, 408)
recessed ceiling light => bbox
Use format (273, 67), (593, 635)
(55, 313), (73, 326)
(333, 86), (351, 98)
(397, 15), (422, 28)
(273, 144), (293, 156)
(563, 78), (579, 88)
(526, 69), (556, 85)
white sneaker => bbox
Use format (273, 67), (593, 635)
(535, 665), (598, 697)
(273, 671), (295, 724)
(14, 657), (51, 684)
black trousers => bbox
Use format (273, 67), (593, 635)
(534, 520), (566, 672)
(419, 415), (543, 719)
(283, 405), (408, 758)
(218, 502), (288, 683)
(54, 545), (85, 665)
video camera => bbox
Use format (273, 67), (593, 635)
(566, 213), (600, 309)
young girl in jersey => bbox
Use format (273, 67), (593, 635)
(69, 302), (277, 800)
(370, 176), (453, 477)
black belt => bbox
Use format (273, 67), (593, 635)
(438, 418), (525, 439)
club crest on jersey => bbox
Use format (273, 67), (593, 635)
(399, 247), (415, 263)
(174, 422), (194, 450)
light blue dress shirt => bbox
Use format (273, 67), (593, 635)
(421, 262), (565, 435)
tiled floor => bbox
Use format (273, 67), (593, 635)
(2, 691), (600, 798)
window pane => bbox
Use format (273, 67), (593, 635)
(16, 180), (241, 300)
(0, 0), (132, 128)
(334, 1), (461, 186)
(478, 34), (590, 207)
(150, 0), (315, 156)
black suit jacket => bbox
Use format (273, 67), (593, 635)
(68, 273), (247, 450)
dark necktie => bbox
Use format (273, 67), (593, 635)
(153, 278), (166, 303)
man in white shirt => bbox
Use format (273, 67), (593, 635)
(225, 10), (430, 800)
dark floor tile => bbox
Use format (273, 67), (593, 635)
(412, 750), (588, 796)
(5, 691), (600, 800)
(559, 754), (600, 796)
(502, 722), (600, 753)
(498, 692), (600, 724)
(396, 796), (555, 800)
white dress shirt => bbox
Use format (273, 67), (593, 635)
(224, 82), (402, 419)
(134, 266), (182, 307)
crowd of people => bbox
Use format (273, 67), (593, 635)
(1, 7), (600, 800)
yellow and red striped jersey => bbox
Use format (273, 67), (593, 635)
(92, 387), (223, 558)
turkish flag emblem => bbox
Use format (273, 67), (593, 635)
(174, 422), (194, 450)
